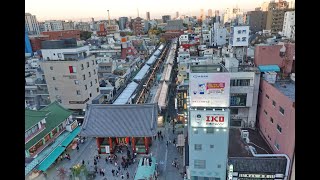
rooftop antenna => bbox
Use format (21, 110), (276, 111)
(137, 8), (139, 17)
(107, 10), (111, 25)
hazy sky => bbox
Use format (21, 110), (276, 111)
(26, 0), (267, 21)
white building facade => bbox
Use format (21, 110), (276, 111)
(282, 11), (295, 40)
(229, 26), (249, 47)
(211, 23), (227, 47)
(44, 20), (64, 31)
(25, 13), (40, 35)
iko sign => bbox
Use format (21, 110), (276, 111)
(190, 110), (229, 128)
(189, 73), (230, 107)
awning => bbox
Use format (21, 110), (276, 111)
(37, 127), (81, 171)
(61, 126), (81, 147)
(37, 146), (65, 171)
(258, 65), (280, 72)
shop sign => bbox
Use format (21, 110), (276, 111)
(238, 174), (275, 178)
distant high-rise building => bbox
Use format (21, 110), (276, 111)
(261, 1), (269, 11)
(162, 15), (171, 23)
(282, 11), (295, 40)
(215, 10), (219, 17)
(208, 9), (213, 17)
(119, 17), (128, 30)
(200, 9), (205, 20)
(266, 0), (291, 34)
(146, 12), (150, 21)
(44, 20), (64, 32)
(176, 11), (179, 19)
(133, 17), (144, 35)
(25, 13), (40, 35)
(247, 10), (267, 33)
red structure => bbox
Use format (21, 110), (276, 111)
(29, 35), (50, 51)
(99, 24), (105, 32)
(42, 30), (81, 40)
(97, 31), (107, 37)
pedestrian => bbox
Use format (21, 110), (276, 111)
(111, 169), (115, 176)
(126, 171), (129, 179)
(166, 141), (169, 146)
(94, 165), (98, 174)
(118, 166), (121, 171)
(105, 157), (108, 164)
(121, 173), (124, 179)
(115, 161), (118, 167)
(99, 168), (102, 176)
(82, 160), (85, 165)
(102, 168), (105, 176)
(76, 146), (79, 152)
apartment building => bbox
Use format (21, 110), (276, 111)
(40, 39), (100, 110)
(25, 13), (40, 35)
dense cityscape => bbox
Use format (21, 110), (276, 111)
(25, 0), (295, 180)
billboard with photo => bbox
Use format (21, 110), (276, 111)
(190, 110), (229, 128)
(189, 73), (230, 107)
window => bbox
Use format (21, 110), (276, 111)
(242, 37), (247, 41)
(95, 79), (98, 84)
(279, 106), (285, 115)
(52, 77), (56, 80)
(206, 128), (214, 134)
(275, 141), (280, 150)
(266, 94), (269, 99)
(94, 69), (96, 74)
(277, 124), (282, 133)
(74, 80), (79, 85)
(230, 94), (247, 106)
(87, 62), (89, 68)
(217, 164), (221, 168)
(58, 53), (62, 58)
(242, 30), (247, 34)
(81, 64), (84, 70)
(89, 72), (91, 77)
(236, 38), (240, 42)
(270, 117), (274, 123)
(194, 160), (206, 169)
(230, 108), (238, 114)
(220, 36), (222, 38)
(272, 100), (276, 107)
(264, 110), (268, 115)
(55, 87), (58, 91)
(194, 144), (202, 151)
(210, 145), (214, 148)
(89, 93), (92, 97)
(85, 85), (87, 90)
(83, 75), (86, 80)
(97, 88), (99, 92)
(69, 66), (77, 73)
(237, 30), (241, 34)
(50, 66), (53, 70)
(76, 90), (81, 95)
(230, 79), (250, 86)
(90, 81), (93, 87)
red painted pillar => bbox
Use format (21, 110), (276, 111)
(132, 137), (136, 153)
(96, 137), (101, 154)
(126, 137), (129, 144)
(144, 137), (149, 154)
(109, 137), (113, 153)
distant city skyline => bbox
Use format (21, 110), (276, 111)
(26, 0), (267, 22)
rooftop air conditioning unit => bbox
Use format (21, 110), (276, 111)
(241, 130), (249, 139)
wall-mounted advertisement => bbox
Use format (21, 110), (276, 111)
(190, 110), (229, 128)
(189, 73), (230, 107)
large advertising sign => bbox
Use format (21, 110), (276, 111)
(189, 73), (230, 107)
(190, 110), (229, 128)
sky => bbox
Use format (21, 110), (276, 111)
(26, 0), (270, 21)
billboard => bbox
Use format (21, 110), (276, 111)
(189, 73), (230, 107)
(190, 110), (229, 128)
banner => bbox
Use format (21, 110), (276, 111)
(190, 110), (229, 128)
(189, 73), (230, 107)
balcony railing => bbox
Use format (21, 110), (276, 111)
(25, 126), (46, 143)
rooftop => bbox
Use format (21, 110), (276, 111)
(228, 128), (273, 157)
(190, 64), (228, 73)
(25, 109), (50, 131)
(273, 80), (295, 101)
(25, 101), (73, 150)
(80, 103), (158, 137)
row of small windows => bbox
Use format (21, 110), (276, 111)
(194, 144), (214, 151)
(76, 87), (99, 96)
(265, 94), (285, 115)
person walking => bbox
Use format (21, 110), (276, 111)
(126, 171), (129, 179)
(76, 145), (79, 152)
(111, 169), (115, 176)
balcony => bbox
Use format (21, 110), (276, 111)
(25, 126), (46, 143)
(25, 92), (37, 97)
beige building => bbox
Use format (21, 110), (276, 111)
(265, 1), (293, 35)
(40, 46), (100, 110)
